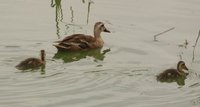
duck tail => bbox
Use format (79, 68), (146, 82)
(53, 40), (61, 43)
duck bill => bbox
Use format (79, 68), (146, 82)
(183, 66), (188, 71)
(183, 65), (189, 75)
(104, 28), (111, 33)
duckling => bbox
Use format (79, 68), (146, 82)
(15, 50), (46, 70)
(157, 61), (189, 82)
(53, 22), (110, 51)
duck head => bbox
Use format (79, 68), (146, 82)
(94, 22), (110, 37)
(177, 61), (189, 75)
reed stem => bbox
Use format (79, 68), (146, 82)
(192, 30), (200, 62)
(154, 27), (175, 41)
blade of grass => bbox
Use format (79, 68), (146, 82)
(192, 30), (200, 62)
(154, 27), (175, 41)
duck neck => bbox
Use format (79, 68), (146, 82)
(177, 66), (184, 75)
(41, 53), (45, 62)
(94, 30), (102, 39)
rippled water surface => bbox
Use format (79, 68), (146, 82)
(1, 0), (200, 107)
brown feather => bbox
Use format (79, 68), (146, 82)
(61, 34), (95, 43)
(15, 58), (44, 70)
(54, 34), (97, 51)
(15, 50), (46, 70)
(53, 22), (110, 51)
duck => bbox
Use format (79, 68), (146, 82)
(15, 50), (46, 70)
(53, 22), (110, 51)
(156, 61), (189, 82)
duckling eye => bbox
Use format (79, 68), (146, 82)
(100, 24), (104, 28)
(182, 64), (187, 68)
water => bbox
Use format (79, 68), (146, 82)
(0, 0), (200, 107)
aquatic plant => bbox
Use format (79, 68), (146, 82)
(153, 27), (175, 41)
(192, 30), (200, 62)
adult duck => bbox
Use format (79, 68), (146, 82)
(15, 50), (46, 70)
(53, 22), (110, 51)
(157, 61), (189, 82)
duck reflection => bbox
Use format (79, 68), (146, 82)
(53, 48), (110, 63)
(20, 65), (46, 75)
(157, 75), (187, 86)
(40, 65), (46, 75)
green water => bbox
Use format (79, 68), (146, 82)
(0, 0), (200, 107)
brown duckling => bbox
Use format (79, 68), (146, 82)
(157, 61), (189, 82)
(53, 22), (110, 51)
(15, 50), (45, 70)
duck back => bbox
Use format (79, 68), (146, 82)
(156, 69), (181, 81)
(16, 58), (43, 70)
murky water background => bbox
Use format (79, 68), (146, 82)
(0, 0), (200, 107)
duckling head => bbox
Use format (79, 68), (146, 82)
(94, 22), (110, 37)
(177, 61), (189, 75)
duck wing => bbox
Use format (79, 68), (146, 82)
(156, 69), (180, 81)
(53, 34), (95, 51)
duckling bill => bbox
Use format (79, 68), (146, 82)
(53, 22), (110, 51)
(157, 61), (189, 84)
(15, 50), (46, 70)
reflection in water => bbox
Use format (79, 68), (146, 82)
(70, 6), (74, 23)
(53, 48), (110, 63)
(64, 6), (75, 35)
(51, 0), (63, 39)
(157, 76), (187, 86)
(20, 65), (46, 75)
(40, 65), (46, 75)
(86, 0), (94, 24)
(51, 0), (94, 38)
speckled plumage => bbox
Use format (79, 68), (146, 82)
(15, 50), (45, 70)
(157, 61), (189, 82)
(53, 22), (110, 51)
